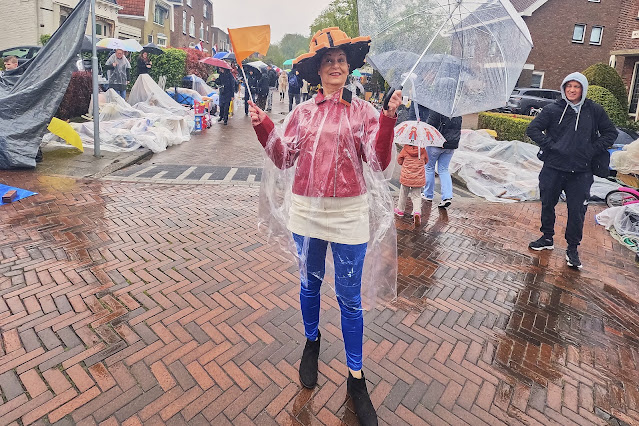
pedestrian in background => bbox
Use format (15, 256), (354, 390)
(287, 68), (302, 111)
(526, 72), (617, 269)
(105, 49), (131, 99)
(395, 145), (428, 225)
(215, 67), (235, 125)
(278, 70), (288, 102)
(301, 78), (309, 101)
(137, 51), (152, 75)
(256, 69), (269, 111)
(266, 64), (278, 111)
(244, 68), (259, 116)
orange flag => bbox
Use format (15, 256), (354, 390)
(228, 25), (271, 64)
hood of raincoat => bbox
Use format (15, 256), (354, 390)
(398, 145), (427, 187)
(252, 86), (398, 309)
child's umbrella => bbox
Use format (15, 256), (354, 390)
(227, 25), (271, 101)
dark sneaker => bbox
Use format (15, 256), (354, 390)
(566, 249), (582, 269)
(528, 237), (554, 251)
(438, 199), (451, 208)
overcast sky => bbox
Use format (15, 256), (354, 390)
(212, 0), (334, 44)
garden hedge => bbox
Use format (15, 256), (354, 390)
(587, 85), (627, 126)
(477, 112), (533, 143)
(583, 63), (628, 112)
(55, 71), (92, 120)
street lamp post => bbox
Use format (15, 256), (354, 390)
(91, 0), (100, 157)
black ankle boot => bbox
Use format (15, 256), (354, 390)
(299, 331), (320, 388)
(347, 371), (377, 426)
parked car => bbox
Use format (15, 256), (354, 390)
(503, 88), (562, 115)
(0, 45), (41, 66)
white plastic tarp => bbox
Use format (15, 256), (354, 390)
(43, 76), (194, 153)
(450, 130), (618, 202)
(611, 139), (639, 175)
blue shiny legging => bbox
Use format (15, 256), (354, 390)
(292, 233), (367, 371)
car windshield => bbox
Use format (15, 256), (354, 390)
(511, 90), (520, 95)
(615, 128), (639, 146)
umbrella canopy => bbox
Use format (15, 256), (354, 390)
(283, 59), (294, 66)
(218, 52), (235, 61)
(142, 42), (164, 55)
(351, 69), (362, 77)
(394, 120), (446, 148)
(245, 60), (268, 73)
(199, 57), (232, 69)
(96, 37), (142, 52)
(213, 51), (229, 59)
(359, 0), (533, 117)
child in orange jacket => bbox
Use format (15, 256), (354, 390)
(395, 145), (428, 225)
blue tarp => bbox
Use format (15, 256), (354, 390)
(0, 184), (37, 205)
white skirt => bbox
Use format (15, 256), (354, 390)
(288, 194), (370, 245)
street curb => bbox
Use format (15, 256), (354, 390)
(90, 149), (154, 179)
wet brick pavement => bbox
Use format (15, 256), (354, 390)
(0, 170), (638, 426)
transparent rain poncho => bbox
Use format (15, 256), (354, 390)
(256, 89), (398, 309)
(359, 0), (533, 117)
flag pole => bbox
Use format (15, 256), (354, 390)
(90, 0), (100, 157)
(239, 64), (253, 102)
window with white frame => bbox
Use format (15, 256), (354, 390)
(157, 36), (167, 47)
(182, 11), (186, 34)
(189, 16), (195, 37)
(148, 35), (153, 44)
(200, 22), (204, 40)
(531, 71), (545, 88)
(203, 3), (208, 18)
(590, 26), (603, 45)
(573, 24), (586, 43)
(153, 5), (167, 26)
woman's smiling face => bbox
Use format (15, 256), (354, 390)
(318, 48), (349, 92)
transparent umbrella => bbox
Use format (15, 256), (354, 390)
(359, 0), (533, 117)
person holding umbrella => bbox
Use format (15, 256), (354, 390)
(248, 27), (402, 426)
(244, 68), (259, 116)
(104, 49), (131, 99)
(215, 67), (235, 125)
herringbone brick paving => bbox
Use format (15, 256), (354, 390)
(0, 172), (638, 425)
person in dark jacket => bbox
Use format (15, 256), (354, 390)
(287, 68), (302, 111)
(526, 72), (617, 269)
(409, 102), (461, 208)
(215, 68), (235, 125)
(137, 51), (152, 75)
(256, 71), (269, 111)
(265, 64), (278, 111)
(244, 69), (259, 116)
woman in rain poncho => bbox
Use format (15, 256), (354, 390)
(248, 27), (402, 426)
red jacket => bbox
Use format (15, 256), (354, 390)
(253, 89), (397, 197)
(398, 145), (428, 187)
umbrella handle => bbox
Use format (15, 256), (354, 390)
(383, 85), (402, 111)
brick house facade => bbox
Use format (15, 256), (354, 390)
(610, 0), (639, 117)
(512, 0), (622, 90)
(168, 0), (213, 51)
(118, 0), (172, 47)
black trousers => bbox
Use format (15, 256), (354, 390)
(539, 166), (593, 248)
(219, 98), (231, 122)
(289, 92), (301, 111)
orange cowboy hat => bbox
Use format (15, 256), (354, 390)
(293, 27), (371, 86)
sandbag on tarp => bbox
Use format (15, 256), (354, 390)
(0, 0), (90, 169)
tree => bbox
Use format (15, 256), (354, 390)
(310, 0), (358, 38)
(278, 34), (310, 61)
(39, 34), (51, 46)
(262, 44), (285, 68)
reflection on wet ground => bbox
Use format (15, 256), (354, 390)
(0, 171), (638, 425)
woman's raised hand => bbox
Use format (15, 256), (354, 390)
(383, 90), (403, 118)
(248, 100), (266, 126)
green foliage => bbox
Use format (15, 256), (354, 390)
(39, 34), (51, 46)
(478, 112), (534, 143)
(278, 34), (310, 59)
(149, 48), (187, 87)
(263, 44), (285, 68)
(583, 63), (628, 111)
(311, 0), (359, 37)
(587, 85), (628, 126)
